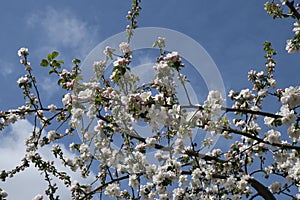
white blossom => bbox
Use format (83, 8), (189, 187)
(204, 90), (225, 117)
(119, 42), (131, 54)
(153, 36), (166, 48)
(17, 47), (28, 57)
(129, 174), (139, 187)
(264, 129), (281, 144)
(78, 89), (93, 102)
(103, 46), (115, 60)
(32, 194), (43, 200)
(47, 104), (57, 112)
(293, 20), (300, 35)
(281, 86), (300, 109)
(264, 116), (275, 127)
(17, 76), (29, 84)
(288, 126), (300, 142)
(62, 93), (76, 106)
(94, 60), (106, 77)
(104, 183), (120, 197)
(47, 130), (57, 141)
(279, 104), (297, 125)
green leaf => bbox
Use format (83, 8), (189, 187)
(40, 59), (49, 67)
(48, 68), (56, 74)
(72, 58), (81, 64)
(57, 59), (64, 64)
(57, 79), (64, 86)
(47, 53), (52, 60)
(52, 51), (59, 59)
(67, 106), (72, 114)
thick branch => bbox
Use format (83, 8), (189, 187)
(182, 170), (276, 200)
(223, 107), (282, 119)
(80, 175), (129, 199)
(248, 178), (276, 200)
(286, 1), (300, 20)
(225, 127), (300, 151)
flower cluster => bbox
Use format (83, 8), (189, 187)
(2, 1), (300, 200)
(125, 0), (142, 40)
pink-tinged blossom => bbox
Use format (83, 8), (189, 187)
(135, 143), (146, 151)
(0, 190), (8, 198)
(113, 57), (130, 67)
(70, 181), (79, 191)
(235, 89), (254, 100)
(165, 51), (180, 62)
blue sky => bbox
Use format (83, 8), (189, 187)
(0, 1), (299, 199)
(0, 1), (299, 109)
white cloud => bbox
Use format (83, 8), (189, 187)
(25, 7), (100, 99)
(39, 76), (60, 99)
(27, 7), (98, 57)
(0, 120), (95, 199)
(0, 59), (15, 77)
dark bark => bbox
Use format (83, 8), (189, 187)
(286, 1), (300, 20)
(248, 178), (276, 200)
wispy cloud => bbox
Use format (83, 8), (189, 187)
(26, 7), (98, 57)
(25, 7), (100, 98)
(0, 59), (15, 77)
(0, 120), (95, 199)
(39, 76), (60, 99)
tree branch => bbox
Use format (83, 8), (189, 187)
(248, 178), (276, 200)
(223, 107), (282, 119)
(225, 127), (300, 151)
(80, 175), (129, 199)
(286, 0), (300, 20)
(182, 170), (276, 200)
